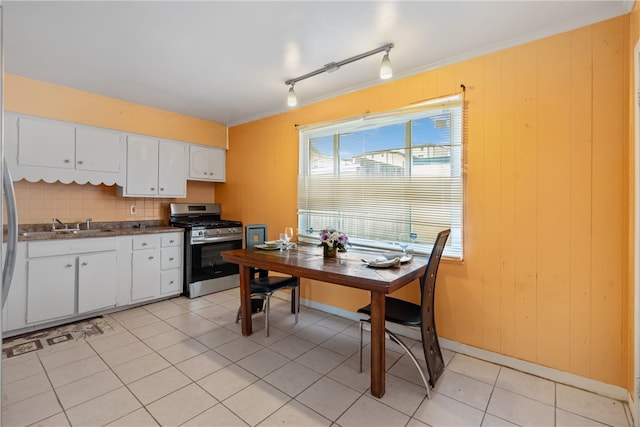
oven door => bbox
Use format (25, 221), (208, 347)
(185, 236), (242, 298)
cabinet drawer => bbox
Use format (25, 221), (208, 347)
(132, 235), (160, 250)
(161, 246), (181, 270)
(161, 233), (182, 247)
(161, 269), (181, 294)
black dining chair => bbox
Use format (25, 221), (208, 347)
(235, 224), (300, 337)
(357, 228), (450, 397)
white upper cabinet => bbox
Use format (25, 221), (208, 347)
(125, 135), (159, 196)
(17, 116), (75, 169)
(5, 113), (222, 196)
(189, 144), (225, 182)
(120, 135), (187, 197)
(5, 113), (126, 186)
(75, 126), (123, 173)
(159, 140), (188, 195)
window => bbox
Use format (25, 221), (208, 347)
(298, 94), (463, 259)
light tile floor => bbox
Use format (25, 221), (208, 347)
(1, 289), (633, 426)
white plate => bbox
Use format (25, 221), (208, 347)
(255, 244), (280, 251)
(363, 257), (401, 268)
(399, 255), (413, 263)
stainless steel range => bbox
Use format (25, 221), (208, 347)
(169, 203), (242, 298)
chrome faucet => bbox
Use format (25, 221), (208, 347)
(52, 218), (67, 230)
(85, 218), (93, 230)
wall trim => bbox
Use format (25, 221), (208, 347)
(300, 296), (629, 403)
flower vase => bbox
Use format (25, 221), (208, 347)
(323, 245), (337, 258)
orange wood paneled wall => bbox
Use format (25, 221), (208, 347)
(3, 74), (227, 224)
(220, 16), (631, 388)
(627, 0), (640, 397)
(5, 74), (227, 147)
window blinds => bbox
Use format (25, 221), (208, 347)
(298, 94), (463, 259)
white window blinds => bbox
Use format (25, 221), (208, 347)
(298, 94), (464, 259)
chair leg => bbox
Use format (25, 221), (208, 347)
(386, 329), (431, 399)
(235, 306), (241, 324)
(294, 286), (300, 324)
(359, 320), (364, 373)
(264, 293), (271, 337)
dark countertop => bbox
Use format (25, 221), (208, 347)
(5, 220), (183, 242)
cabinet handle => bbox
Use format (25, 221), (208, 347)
(150, 187), (155, 191)
(169, 239), (174, 243)
(77, 160), (84, 165)
(148, 256), (154, 260)
(63, 159), (71, 164)
(169, 257), (174, 261)
(169, 280), (174, 284)
(160, 187), (165, 191)
(81, 262), (88, 266)
(65, 263), (73, 268)
(142, 242), (148, 246)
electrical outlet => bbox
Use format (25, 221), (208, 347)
(130, 205), (136, 215)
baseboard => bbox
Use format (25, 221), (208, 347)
(300, 296), (630, 403)
(627, 392), (636, 426)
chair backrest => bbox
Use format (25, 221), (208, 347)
(245, 224), (270, 278)
(245, 224), (267, 249)
(419, 228), (450, 388)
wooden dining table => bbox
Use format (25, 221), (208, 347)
(221, 244), (428, 398)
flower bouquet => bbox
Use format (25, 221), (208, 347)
(319, 228), (349, 258)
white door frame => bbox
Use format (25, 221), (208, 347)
(633, 39), (640, 426)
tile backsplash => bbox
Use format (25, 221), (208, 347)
(7, 180), (215, 225)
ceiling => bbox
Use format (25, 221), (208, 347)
(3, 1), (633, 127)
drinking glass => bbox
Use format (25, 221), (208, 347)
(284, 227), (294, 248)
(397, 233), (410, 255)
(279, 232), (288, 250)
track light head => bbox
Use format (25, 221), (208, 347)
(287, 85), (297, 107)
(379, 49), (392, 80)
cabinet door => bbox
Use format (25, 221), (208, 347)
(78, 251), (117, 313)
(3, 242), (28, 333)
(126, 135), (159, 196)
(26, 256), (76, 324)
(158, 140), (187, 197)
(189, 145), (210, 180)
(131, 248), (160, 301)
(18, 117), (75, 169)
(76, 127), (123, 173)
(208, 148), (226, 181)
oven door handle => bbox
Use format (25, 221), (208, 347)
(191, 236), (242, 244)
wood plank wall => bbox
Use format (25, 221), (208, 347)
(222, 16), (630, 387)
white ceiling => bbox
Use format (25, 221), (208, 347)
(3, 1), (633, 126)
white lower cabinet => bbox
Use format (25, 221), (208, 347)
(3, 232), (183, 336)
(26, 255), (76, 324)
(3, 242), (28, 332)
(131, 232), (183, 301)
(78, 251), (118, 313)
(25, 238), (118, 325)
(131, 235), (161, 302)
(160, 234), (182, 295)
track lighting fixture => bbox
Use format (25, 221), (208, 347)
(379, 47), (392, 80)
(287, 84), (297, 107)
(285, 43), (394, 107)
